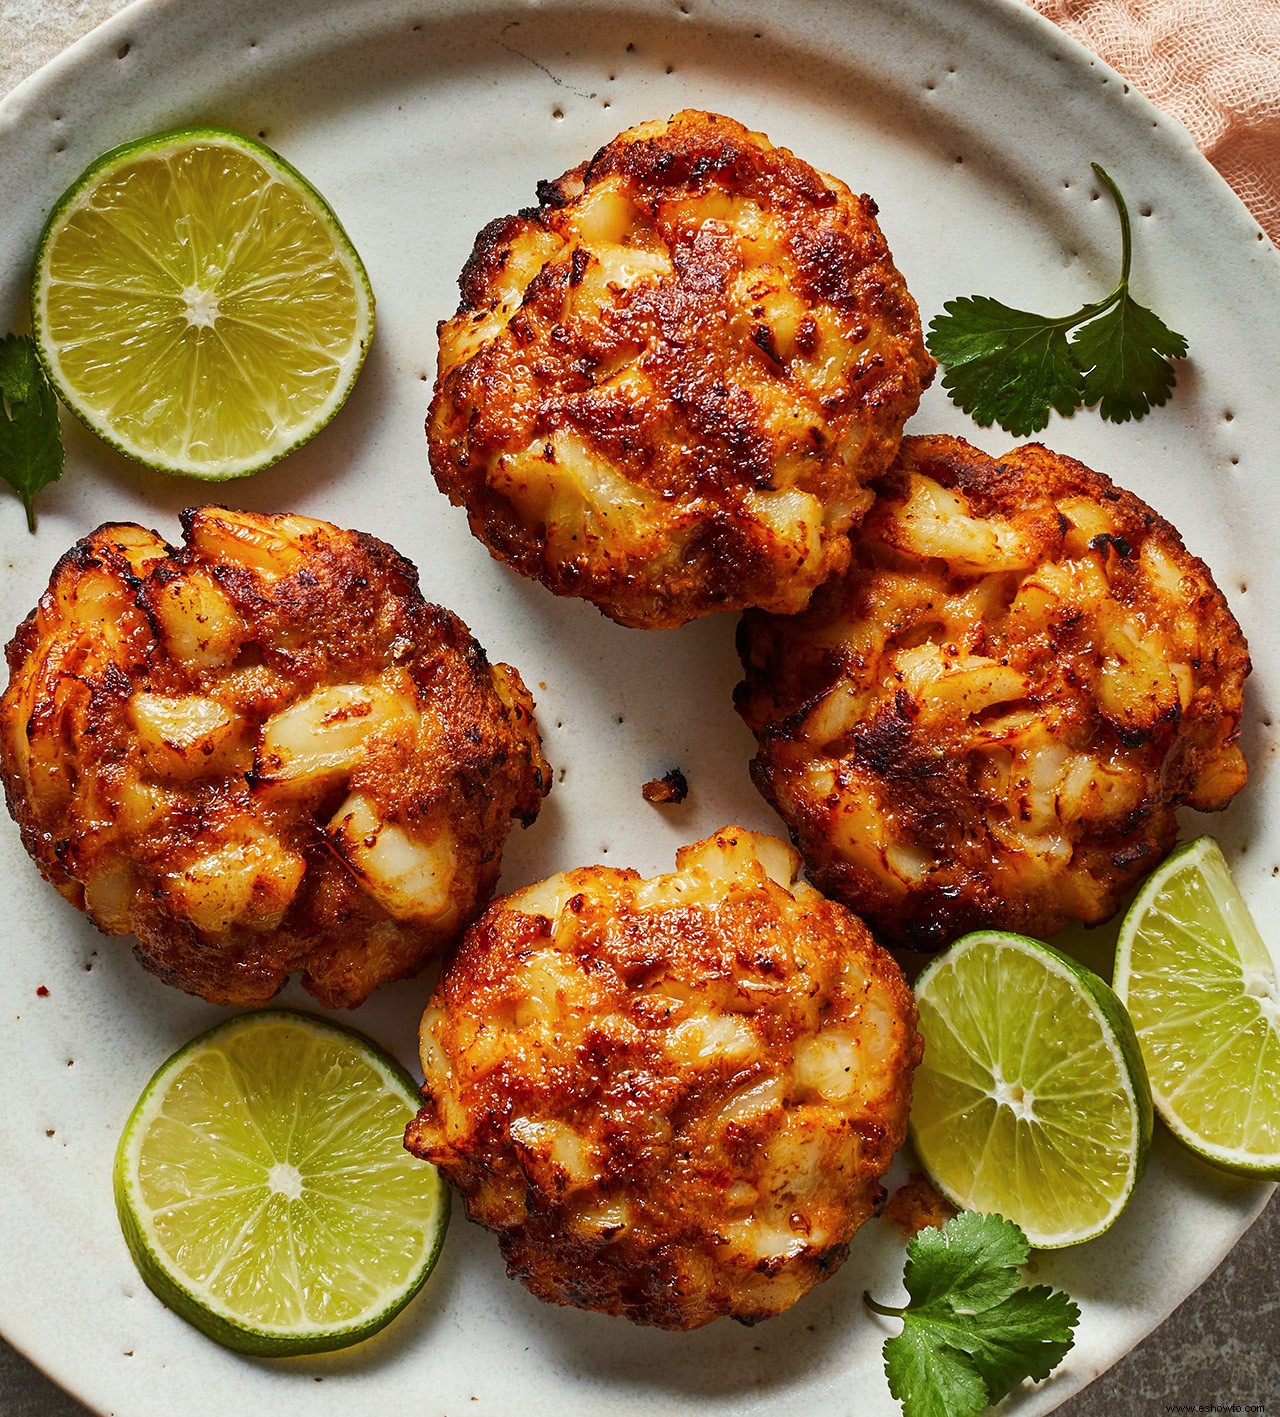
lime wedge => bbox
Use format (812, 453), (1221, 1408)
(1114, 836), (1280, 1177)
(909, 931), (1153, 1248)
(114, 1010), (448, 1355)
(31, 126), (374, 478)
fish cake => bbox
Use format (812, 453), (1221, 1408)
(428, 109), (933, 629)
(737, 435), (1250, 949)
(406, 826), (921, 1329)
(0, 508), (548, 1007)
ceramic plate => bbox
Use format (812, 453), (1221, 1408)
(0, 0), (1276, 1412)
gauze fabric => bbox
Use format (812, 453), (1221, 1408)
(1027, 0), (1280, 245)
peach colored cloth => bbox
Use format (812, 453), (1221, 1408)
(1026, 0), (1280, 245)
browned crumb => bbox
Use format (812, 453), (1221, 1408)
(642, 768), (689, 804)
(882, 1171), (959, 1238)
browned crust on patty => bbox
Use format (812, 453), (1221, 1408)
(428, 109), (933, 628)
(407, 827), (921, 1328)
(0, 509), (548, 1007)
(737, 434), (1250, 949)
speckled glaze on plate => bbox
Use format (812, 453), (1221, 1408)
(0, 1), (1276, 1413)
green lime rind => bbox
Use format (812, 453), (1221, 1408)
(1115, 836), (1280, 1180)
(910, 930), (1153, 1250)
(114, 1009), (448, 1357)
(31, 125), (375, 480)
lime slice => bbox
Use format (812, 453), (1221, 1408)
(31, 126), (374, 478)
(909, 931), (1153, 1248)
(1114, 836), (1280, 1177)
(114, 1010), (448, 1355)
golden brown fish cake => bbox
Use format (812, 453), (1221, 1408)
(0, 509), (548, 1007)
(406, 826), (921, 1329)
(428, 109), (933, 629)
(737, 435), (1250, 949)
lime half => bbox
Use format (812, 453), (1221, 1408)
(1115, 836), (1280, 1177)
(32, 126), (374, 478)
(114, 1010), (448, 1356)
(910, 931), (1153, 1248)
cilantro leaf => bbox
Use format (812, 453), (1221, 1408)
(1070, 293), (1188, 423)
(884, 1318), (990, 1417)
(901, 1206), (1028, 1311)
(865, 1212), (1080, 1417)
(926, 164), (1187, 434)
(0, 334), (64, 533)
(961, 1286), (1080, 1401)
(0, 336), (37, 404)
(928, 297), (1082, 436)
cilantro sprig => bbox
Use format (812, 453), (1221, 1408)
(864, 1211), (1080, 1417)
(927, 164), (1187, 436)
(0, 334), (63, 533)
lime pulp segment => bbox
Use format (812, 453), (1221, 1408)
(909, 930), (1152, 1248)
(115, 1010), (447, 1355)
(32, 127), (374, 478)
(1115, 837), (1280, 1176)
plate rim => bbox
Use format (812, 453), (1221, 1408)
(0, 1), (1276, 1414)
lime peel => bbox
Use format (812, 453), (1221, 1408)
(909, 930), (1153, 1249)
(114, 1009), (448, 1356)
(31, 126), (374, 479)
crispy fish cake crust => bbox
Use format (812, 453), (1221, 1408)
(737, 435), (1250, 949)
(428, 109), (933, 629)
(0, 509), (548, 1007)
(406, 827), (921, 1329)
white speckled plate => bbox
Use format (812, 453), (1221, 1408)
(0, 0), (1276, 1413)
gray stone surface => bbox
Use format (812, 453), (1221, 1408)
(1059, 1197), (1279, 1412)
(0, 2), (1277, 1413)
